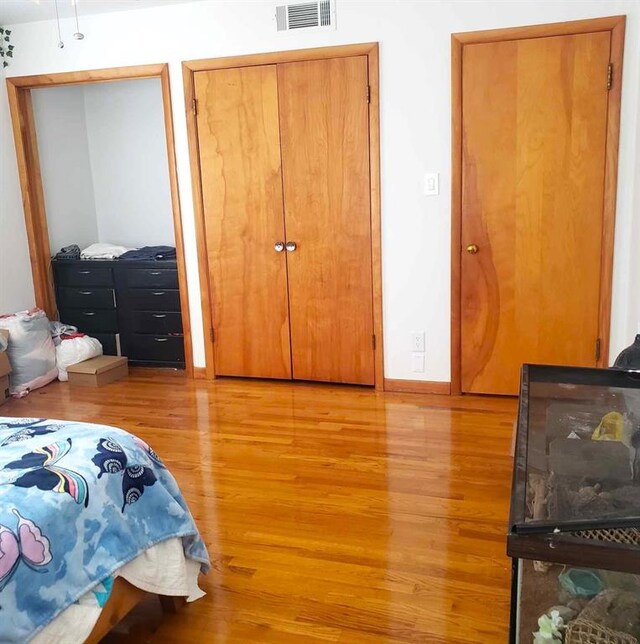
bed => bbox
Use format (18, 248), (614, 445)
(0, 417), (209, 643)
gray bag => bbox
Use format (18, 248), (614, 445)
(0, 309), (57, 396)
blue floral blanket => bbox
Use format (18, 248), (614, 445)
(0, 417), (209, 643)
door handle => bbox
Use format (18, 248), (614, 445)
(285, 241), (297, 252)
(79, 291), (93, 295)
(152, 292), (165, 296)
(465, 244), (479, 254)
(274, 241), (285, 253)
(154, 337), (169, 342)
(82, 312), (96, 316)
(152, 314), (167, 319)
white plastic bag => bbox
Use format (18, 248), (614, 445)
(56, 335), (103, 381)
(0, 309), (58, 396)
(50, 321), (78, 346)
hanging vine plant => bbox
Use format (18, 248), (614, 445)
(0, 27), (14, 69)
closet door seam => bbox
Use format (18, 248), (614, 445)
(275, 63), (295, 381)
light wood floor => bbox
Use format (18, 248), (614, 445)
(2, 370), (517, 643)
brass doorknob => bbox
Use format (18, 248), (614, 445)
(466, 244), (479, 254)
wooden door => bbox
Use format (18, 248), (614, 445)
(195, 65), (292, 378)
(461, 32), (611, 395)
(277, 56), (375, 385)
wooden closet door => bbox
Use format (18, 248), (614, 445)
(195, 66), (292, 378)
(461, 32), (611, 395)
(277, 56), (375, 385)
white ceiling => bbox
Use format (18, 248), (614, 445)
(0, 0), (203, 25)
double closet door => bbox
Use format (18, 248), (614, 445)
(195, 55), (375, 385)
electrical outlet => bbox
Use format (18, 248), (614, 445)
(424, 172), (439, 196)
(411, 332), (425, 353)
(412, 353), (425, 373)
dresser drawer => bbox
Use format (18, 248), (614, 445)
(92, 333), (121, 356)
(125, 289), (181, 312)
(54, 266), (113, 287)
(132, 311), (183, 335)
(123, 268), (178, 289)
(59, 309), (118, 334)
(57, 287), (115, 310)
(130, 334), (184, 363)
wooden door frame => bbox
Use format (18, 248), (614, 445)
(182, 42), (384, 389)
(450, 16), (626, 395)
(6, 63), (194, 377)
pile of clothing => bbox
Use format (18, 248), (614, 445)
(80, 243), (176, 261)
(80, 243), (133, 259)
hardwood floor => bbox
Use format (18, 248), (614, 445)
(1, 370), (517, 642)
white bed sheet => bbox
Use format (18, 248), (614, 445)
(32, 537), (204, 644)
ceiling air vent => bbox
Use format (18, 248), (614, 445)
(275, 0), (336, 32)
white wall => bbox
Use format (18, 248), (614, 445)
(29, 78), (174, 256)
(32, 85), (99, 254)
(0, 80), (35, 314)
(3, 0), (640, 380)
(84, 78), (174, 248)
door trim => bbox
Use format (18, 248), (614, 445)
(182, 43), (384, 389)
(6, 63), (195, 377)
(450, 16), (626, 395)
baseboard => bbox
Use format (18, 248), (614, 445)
(193, 367), (208, 380)
(383, 378), (451, 395)
(192, 370), (450, 392)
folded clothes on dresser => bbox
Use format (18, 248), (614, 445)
(119, 246), (177, 261)
(81, 243), (134, 259)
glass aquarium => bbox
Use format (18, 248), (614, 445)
(508, 365), (640, 643)
(514, 559), (640, 643)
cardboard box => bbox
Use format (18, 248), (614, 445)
(0, 329), (11, 405)
(0, 375), (9, 406)
(67, 356), (128, 387)
(0, 351), (10, 379)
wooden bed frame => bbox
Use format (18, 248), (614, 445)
(85, 578), (184, 643)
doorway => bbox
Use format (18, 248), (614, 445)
(6, 64), (194, 376)
(451, 16), (625, 395)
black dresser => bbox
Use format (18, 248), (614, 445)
(52, 259), (185, 369)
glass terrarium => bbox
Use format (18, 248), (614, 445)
(508, 365), (640, 644)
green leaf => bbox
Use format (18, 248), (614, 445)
(5, 29), (11, 35)
(6, 50), (12, 57)
(0, 28), (4, 34)
(4, 36), (8, 42)
(8, 44), (14, 50)
(3, 61), (8, 68)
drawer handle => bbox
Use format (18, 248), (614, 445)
(82, 312), (96, 316)
(152, 292), (165, 296)
(152, 314), (167, 319)
(150, 271), (162, 275)
(154, 338), (169, 342)
(78, 270), (91, 275)
(79, 291), (93, 295)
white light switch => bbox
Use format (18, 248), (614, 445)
(424, 172), (439, 196)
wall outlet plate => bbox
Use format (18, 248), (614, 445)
(411, 332), (425, 353)
(424, 172), (439, 196)
(412, 352), (425, 373)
